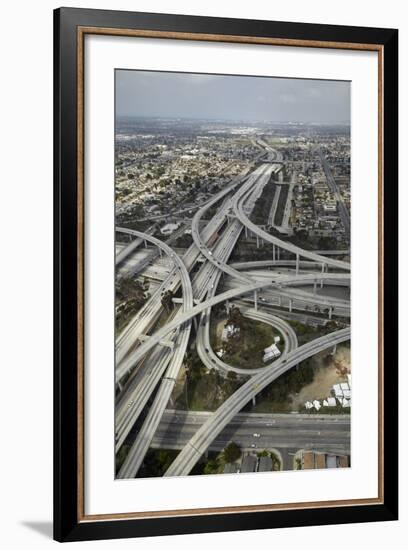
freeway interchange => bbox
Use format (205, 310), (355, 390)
(115, 144), (351, 479)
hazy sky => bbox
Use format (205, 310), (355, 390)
(116, 70), (350, 124)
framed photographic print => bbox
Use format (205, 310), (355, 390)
(54, 7), (398, 542)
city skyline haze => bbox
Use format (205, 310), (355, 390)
(116, 69), (350, 124)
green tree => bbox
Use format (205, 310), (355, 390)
(223, 442), (242, 463)
(203, 459), (219, 475)
(257, 450), (269, 458)
(227, 371), (237, 381)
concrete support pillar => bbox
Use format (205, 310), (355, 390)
(289, 299), (293, 313)
(254, 290), (258, 311)
(277, 247), (280, 260)
(252, 396), (256, 407)
(245, 226), (248, 238)
(332, 344), (337, 356)
(226, 300), (230, 315)
(329, 307), (333, 320)
(159, 248), (162, 257)
(296, 254), (300, 275)
(321, 263), (325, 273)
(313, 282), (317, 295)
(273, 244), (276, 262)
(256, 235), (260, 248)
(320, 278), (324, 289)
(193, 316), (198, 332)
(144, 240), (147, 248)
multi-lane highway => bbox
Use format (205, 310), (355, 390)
(165, 327), (350, 476)
(115, 140), (351, 479)
(116, 271), (349, 382)
(118, 162), (279, 476)
(152, 410), (350, 455)
(232, 165), (350, 272)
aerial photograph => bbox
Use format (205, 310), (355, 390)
(114, 70), (351, 479)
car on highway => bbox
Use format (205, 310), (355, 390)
(253, 433), (261, 438)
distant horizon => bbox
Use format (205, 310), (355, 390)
(116, 114), (350, 126)
(116, 70), (350, 125)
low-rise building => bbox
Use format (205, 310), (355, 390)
(315, 453), (326, 469)
(263, 343), (281, 363)
(223, 463), (239, 474)
(299, 450), (350, 470)
(303, 451), (315, 470)
(258, 456), (273, 472)
(241, 455), (257, 473)
(326, 455), (337, 468)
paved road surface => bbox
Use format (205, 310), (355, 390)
(152, 410), (350, 456)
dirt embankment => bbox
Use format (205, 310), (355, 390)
(290, 345), (351, 409)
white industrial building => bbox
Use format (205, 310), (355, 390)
(160, 223), (179, 235)
(263, 343), (281, 363)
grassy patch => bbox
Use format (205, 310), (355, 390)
(248, 358), (315, 413)
(251, 180), (276, 226)
(173, 349), (244, 411)
(274, 184), (289, 226)
(213, 313), (283, 370)
(288, 319), (341, 345)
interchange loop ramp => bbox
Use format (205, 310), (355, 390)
(164, 327), (350, 477)
(116, 273), (349, 383)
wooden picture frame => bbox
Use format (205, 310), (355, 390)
(54, 7), (398, 542)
